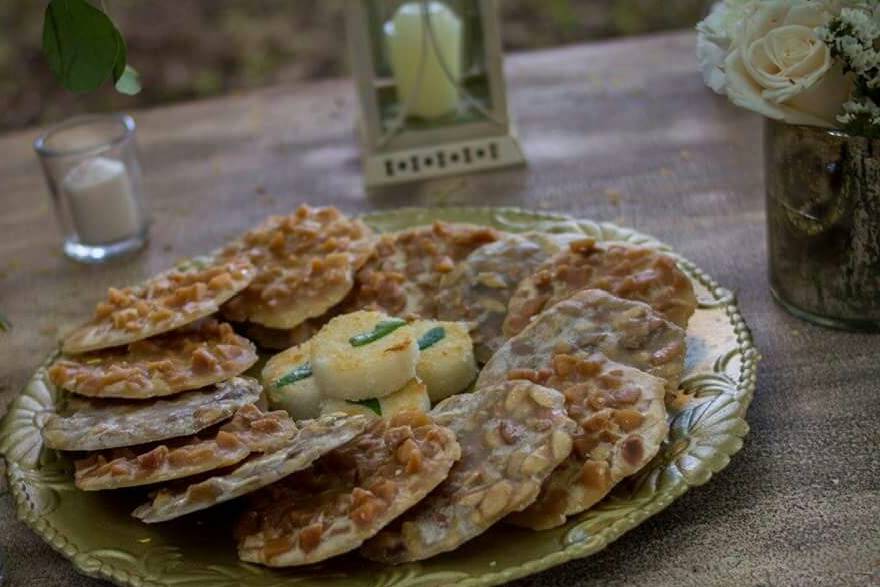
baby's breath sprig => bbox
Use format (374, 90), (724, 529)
(820, 4), (880, 138)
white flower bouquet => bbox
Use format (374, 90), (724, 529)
(697, 0), (879, 137)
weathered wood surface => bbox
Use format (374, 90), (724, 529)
(0, 31), (877, 586)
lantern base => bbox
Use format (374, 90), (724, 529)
(362, 134), (525, 187)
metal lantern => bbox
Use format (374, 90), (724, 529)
(346, 0), (525, 187)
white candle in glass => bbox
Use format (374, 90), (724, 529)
(386, 1), (463, 119)
(62, 157), (142, 245)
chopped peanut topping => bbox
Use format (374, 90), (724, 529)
(235, 415), (459, 566)
(579, 460), (610, 491)
(500, 348), (668, 531)
(62, 257), (255, 354)
(216, 430), (242, 450)
(49, 319), (257, 399)
(614, 409), (645, 431)
(73, 405), (296, 491)
(361, 380), (575, 564)
(506, 368), (552, 384)
(621, 435), (645, 466)
(504, 241), (697, 337)
(347, 221), (500, 318)
(569, 237), (597, 254)
(298, 523), (324, 553)
(220, 206), (375, 328)
(190, 346), (220, 373)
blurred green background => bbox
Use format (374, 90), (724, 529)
(0, 0), (711, 133)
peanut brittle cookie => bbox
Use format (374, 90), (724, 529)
(478, 289), (686, 393)
(49, 319), (257, 399)
(504, 239), (697, 337)
(505, 353), (668, 529)
(346, 221), (500, 319)
(42, 377), (262, 451)
(62, 258), (256, 354)
(220, 205), (375, 329)
(436, 232), (580, 362)
(236, 412), (459, 567)
(74, 404), (297, 491)
(132, 413), (370, 523)
(361, 381), (576, 564)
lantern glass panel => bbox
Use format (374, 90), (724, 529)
(364, 0), (494, 135)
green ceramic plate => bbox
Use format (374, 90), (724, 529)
(0, 207), (759, 587)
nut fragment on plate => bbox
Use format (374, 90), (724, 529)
(42, 377), (262, 451)
(62, 258), (256, 354)
(504, 239), (697, 337)
(436, 232), (581, 362)
(346, 221), (500, 319)
(74, 404), (297, 491)
(236, 411), (460, 567)
(220, 205), (375, 329)
(361, 381), (576, 564)
(133, 413), (371, 523)
(478, 289), (686, 393)
(506, 353), (668, 530)
(49, 319), (258, 399)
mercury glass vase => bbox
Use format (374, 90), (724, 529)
(765, 119), (880, 331)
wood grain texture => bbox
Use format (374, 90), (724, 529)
(0, 31), (877, 586)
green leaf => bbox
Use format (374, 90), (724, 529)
(109, 15), (141, 95)
(114, 64), (141, 95)
(42, 0), (123, 93)
(347, 398), (382, 416)
(275, 363), (312, 388)
(417, 326), (445, 350)
(111, 25), (126, 82)
(349, 318), (407, 347)
(0, 311), (10, 332)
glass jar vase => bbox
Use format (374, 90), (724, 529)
(765, 119), (880, 331)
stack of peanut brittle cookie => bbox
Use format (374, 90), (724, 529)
(43, 207), (382, 524)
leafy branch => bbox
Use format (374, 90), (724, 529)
(42, 0), (140, 95)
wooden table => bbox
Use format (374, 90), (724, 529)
(1, 31), (877, 586)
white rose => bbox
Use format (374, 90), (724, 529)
(697, 0), (754, 93)
(724, 0), (853, 127)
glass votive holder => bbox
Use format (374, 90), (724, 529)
(34, 113), (149, 263)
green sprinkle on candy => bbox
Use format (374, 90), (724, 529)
(347, 397), (382, 415)
(349, 318), (407, 347)
(417, 326), (446, 350)
(275, 363), (312, 387)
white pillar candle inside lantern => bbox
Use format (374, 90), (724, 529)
(62, 157), (142, 245)
(347, 0), (525, 186)
(386, 1), (463, 119)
